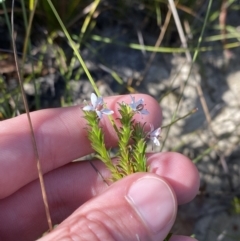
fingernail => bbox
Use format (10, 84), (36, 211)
(126, 177), (176, 234)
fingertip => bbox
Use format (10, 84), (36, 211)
(42, 173), (177, 241)
(148, 152), (200, 204)
(126, 175), (177, 235)
(143, 94), (163, 127)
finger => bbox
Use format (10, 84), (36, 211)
(0, 161), (107, 241)
(0, 152), (198, 240)
(39, 173), (177, 241)
(148, 152), (200, 204)
(0, 94), (162, 198)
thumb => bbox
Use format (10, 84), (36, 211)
(39, 173), (177, 241)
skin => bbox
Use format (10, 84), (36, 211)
(0, 94), (199, 241)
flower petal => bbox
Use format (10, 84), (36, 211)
(153, 137), (160, 146)
(149, 124), (154, 132)
(96, 110), (102, 119)
(140, 109), (149, 115)
(129, 103), (136, 110)
(102, 109), (114, 115)
(130, 95), (135, 103)
(91, 93), (98, 108)
(135, 98), (144, 106)
(148, 126), (161, 147)
(96, 96), (104, 107)
(129, 95), (149, 115)
(152, 127), (161, 136)
(83, 105), (94, 111)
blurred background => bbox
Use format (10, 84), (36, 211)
(0, 0), (240, 240)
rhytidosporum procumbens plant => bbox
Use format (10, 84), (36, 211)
(83, 93), (161, 182)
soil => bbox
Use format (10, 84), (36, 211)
(0, 2), (240, 240)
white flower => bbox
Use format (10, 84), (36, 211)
(129, 95), (149, 115)
(148, 124), (161, 146)
(83, 93), (114, 119)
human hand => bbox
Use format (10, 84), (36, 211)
(0, 94), (199, 241)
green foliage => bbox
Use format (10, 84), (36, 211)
(30, 0), (89, 32)
(83, 109), (121, 180)
(116, 103), (135, 176)
(131, 123), (147, 172)
(232, 197), (240, 215)
(83, 99), (148, 182)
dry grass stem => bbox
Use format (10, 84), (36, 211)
(11, 0), (53, 231)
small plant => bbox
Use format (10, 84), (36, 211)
(82, 93), (161, 182)
(82, 93), (170, 241)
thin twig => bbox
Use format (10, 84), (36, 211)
(168, 0), (191, 62)
(11, 0), (53, 231)
(21, 0), (38, 66)
(219, 0), (232, 59)
(89, 161), (110, 186)
(161, 0), (213, 151)
(135, 7), (173, 87)
(219, 0), (227, 48)
(161, 108), (198, 129)
(167, 1), (231, 188)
